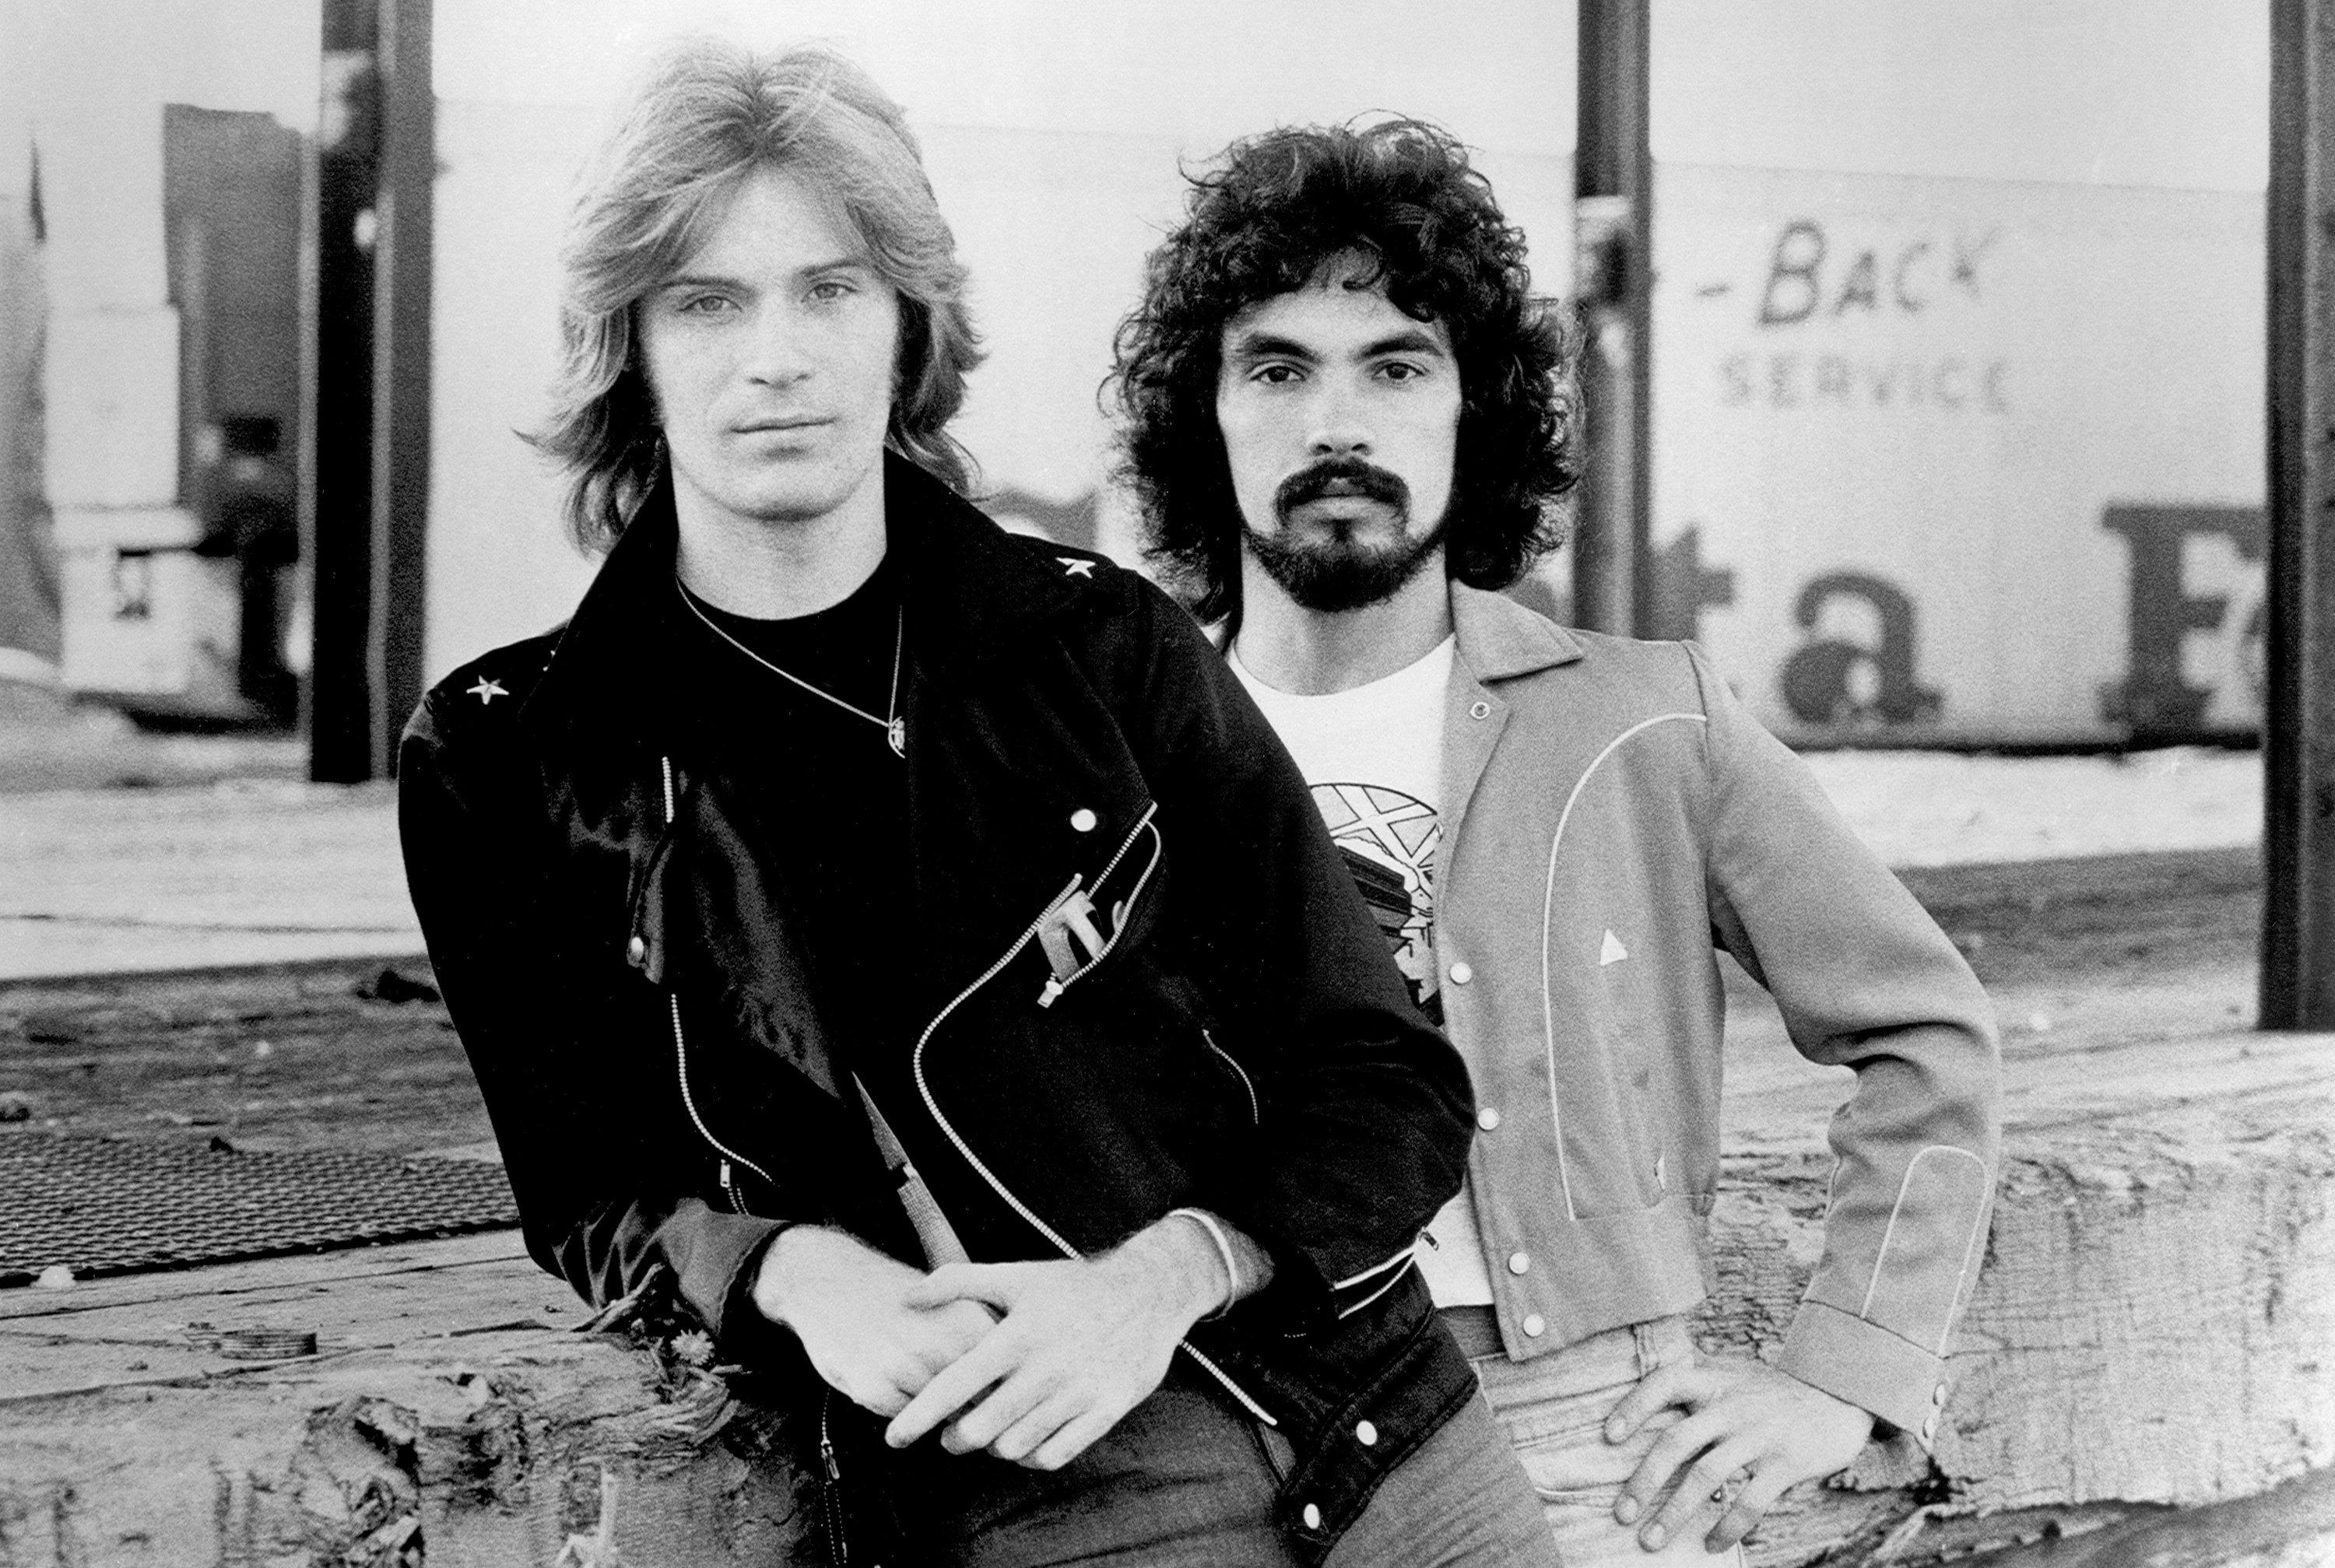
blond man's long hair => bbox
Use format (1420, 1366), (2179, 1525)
(532, 40), (983, 552)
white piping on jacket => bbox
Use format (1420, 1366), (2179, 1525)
(1856, 1142), (1991, 1341)
(1333, 1246), (1416, 1291)
(1336, 1254), (1420, 1320)
(1940, 1166), (1992, 1356)
(1537, 714), (1708, 1222)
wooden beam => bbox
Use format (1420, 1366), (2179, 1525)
(2263, 0), (2335, 1026)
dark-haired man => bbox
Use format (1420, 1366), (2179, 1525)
(1114, 120), (2002, 1563)
(400, 47), (1554, 1566)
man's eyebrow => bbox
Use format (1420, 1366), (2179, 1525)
(655, 257), (873, 290)
(1360, 328), (1452, 358)
(1224, 328), (1452, 361)
(1223, 331), (1319, 363)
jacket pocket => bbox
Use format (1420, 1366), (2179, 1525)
(1034, 809), (1164, 1008)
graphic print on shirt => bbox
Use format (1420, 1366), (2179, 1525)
(1311, 783), (1441, 1023)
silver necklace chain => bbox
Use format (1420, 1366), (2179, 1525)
(675, 574), (907, 757)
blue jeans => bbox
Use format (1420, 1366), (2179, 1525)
(1466, 1314), (1749, 1567)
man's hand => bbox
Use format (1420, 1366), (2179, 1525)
(882, 1218), (1229, 1471)
(750, 1226), (995, 1419)
(1606, 1357), (1873, 1556)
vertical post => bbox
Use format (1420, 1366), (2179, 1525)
(372, 0), (432, 777)
(308, 0), (378, 781)
(1573, 0), (1652, 636)
(307, 0), (430, 783)
(2263, 0), (2335, 1028)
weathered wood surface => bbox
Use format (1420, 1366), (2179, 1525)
(2, 853), (2330, 1566)
(0, 1235), (819, 1565)
(1708, 1014), (2335, 1565)
(2, 1023), (2324, 1566)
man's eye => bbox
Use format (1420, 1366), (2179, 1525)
(675, 293), (735, 315)
(809, 278), (858, 302)
(1378, 361), (1426, 383)
(1252, 364), (1301, 385)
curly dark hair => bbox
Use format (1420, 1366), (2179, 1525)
(1109, 119), (1583, 624)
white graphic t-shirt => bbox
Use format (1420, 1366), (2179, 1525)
(1231, 637), (1498, 1307)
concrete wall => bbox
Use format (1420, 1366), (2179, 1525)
(2, 0), (316, 708)
(0, 131), (55, 682)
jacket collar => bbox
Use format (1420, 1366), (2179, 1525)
(520, 451), (1080, 749)
(1449, 583), (1585, 681)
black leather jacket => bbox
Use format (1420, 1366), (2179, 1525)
(398, 458), (1479, 1559)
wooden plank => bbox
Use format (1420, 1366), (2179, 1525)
(1893, 1464), (2335, 1566)
(0, 1229), (525, 1323)
(1702, 1027), (2335, 1563)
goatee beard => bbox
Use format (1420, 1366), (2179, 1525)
(1244, 457), (1448, 613)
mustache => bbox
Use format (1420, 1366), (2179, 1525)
(1273, 457), (1410, 518)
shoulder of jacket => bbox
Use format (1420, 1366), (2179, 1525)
(408, 626), (566, 747)
(993, 533), (1199, 645)
(992, 530), (1137, 599)
(1509, 625), (1713, 708)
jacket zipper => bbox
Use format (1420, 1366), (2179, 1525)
(655, 756), (774, 1210)
(907, 803), (1276, 1426)
(1036, 809), (1164, 1008)
(820, 1391), (849, 1565)
(1202, 1029), (1259, 1126)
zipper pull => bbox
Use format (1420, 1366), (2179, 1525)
(1037, 976), (1065, 1009)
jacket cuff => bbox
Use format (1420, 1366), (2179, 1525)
(662, 1202), (791, 1356)
(1777, 1300), (1953, 1447)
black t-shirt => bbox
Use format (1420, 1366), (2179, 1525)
(676, 557), (912, 1074)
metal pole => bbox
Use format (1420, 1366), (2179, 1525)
(1573, 0), (1652, 636)
(307, 0), (431, 782)
(2262, 0), (2335, 1028)
(307, 0), (379, 782)
(371, 0), (432, 777)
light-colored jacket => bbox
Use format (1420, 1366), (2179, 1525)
(1436, 585), (2000, 1443)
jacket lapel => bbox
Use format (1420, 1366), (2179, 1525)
(1436, 587), (1585, 895)
(513, 454), (1108, 1092)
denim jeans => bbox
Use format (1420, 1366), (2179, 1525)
(1464, 1313), (1749, 1567)
(1317, 1380), (1562, 1566)
(890, 1355), (1561, 1567)
(892, 1366), (1300, 1566)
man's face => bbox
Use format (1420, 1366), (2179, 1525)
(1214, 271), (1461, 612)
(638, 166), (901, 537)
